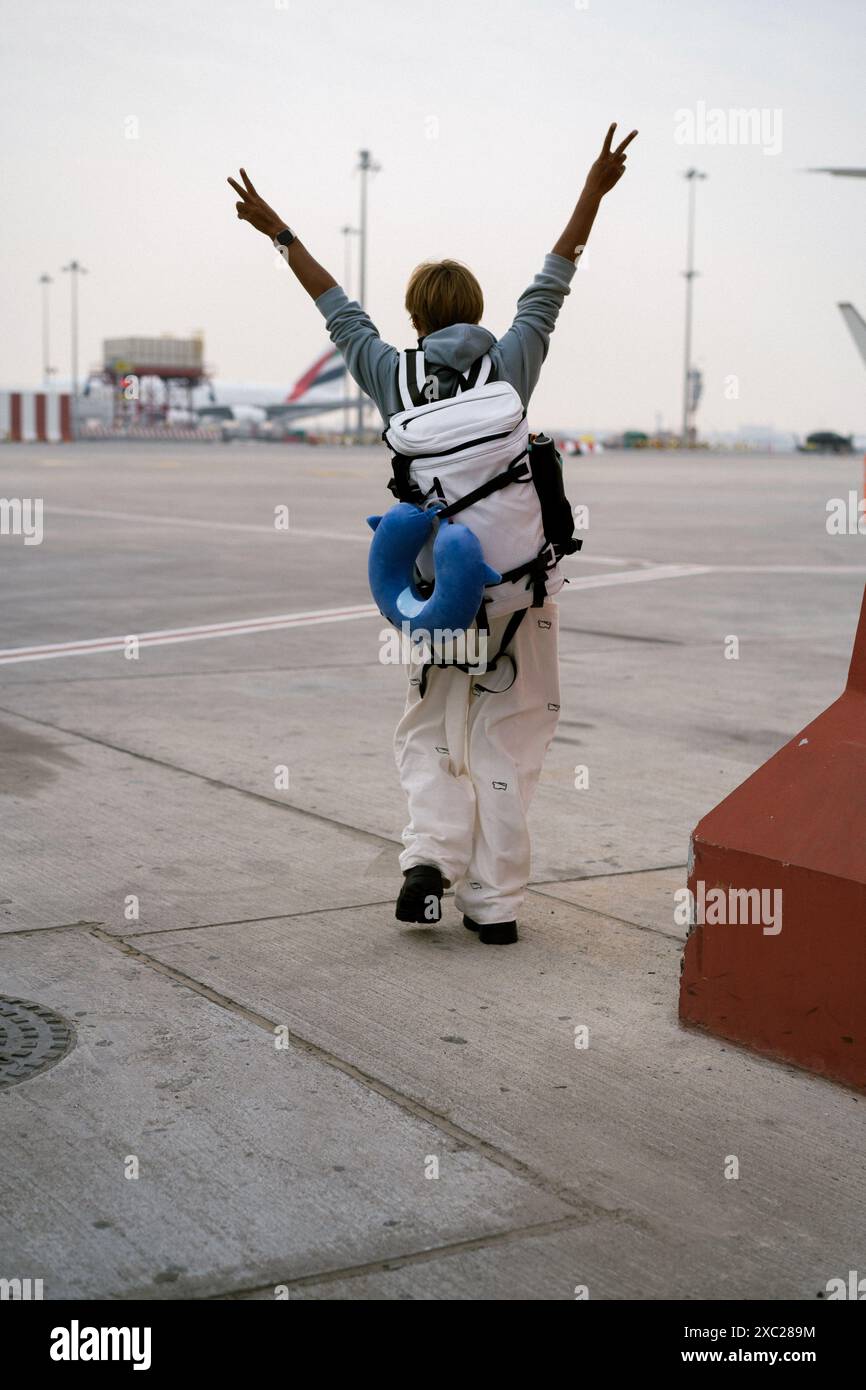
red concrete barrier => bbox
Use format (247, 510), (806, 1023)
(679, 585), (866, 1089)
(0, 390), (72, 442)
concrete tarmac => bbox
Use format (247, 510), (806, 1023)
(1, 440), (864, 1299)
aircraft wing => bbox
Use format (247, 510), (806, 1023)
(266, 399), (362, 420)
(807, 167), (866, 178)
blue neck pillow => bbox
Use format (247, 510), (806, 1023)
(366, 503), (501, 636)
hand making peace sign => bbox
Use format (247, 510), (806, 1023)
(226, 168), (287, 240)
(585, 123), (639, 199)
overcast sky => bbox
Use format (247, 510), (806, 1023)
(1, 0), (864, 434)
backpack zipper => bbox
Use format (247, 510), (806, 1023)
(400, 417), (526, 459)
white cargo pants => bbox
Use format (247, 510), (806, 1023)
(394, 599), (561, 924)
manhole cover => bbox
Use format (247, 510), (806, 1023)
(0, 997), (74, 1089)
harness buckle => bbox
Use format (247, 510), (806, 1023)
(540, 540), (559, 570)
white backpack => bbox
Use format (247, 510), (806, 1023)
(383, 349), (566, 620)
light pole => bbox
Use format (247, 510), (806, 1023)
(340, 223), (360, 435)
(681, 169), (706, 447)
(62, 259), (88, 433)
(355, 149), (380, 437)
(38, 274), (53, 387)
(340, 223), (360, 293)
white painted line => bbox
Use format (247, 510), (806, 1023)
(45, 508), (672, 561)
(0, 604), (380, 665)
(560, 563), (714, 590)
(691, 564), (866, 575)
(561, 552), (657, 568)
(48, 506), (368, 543)
(54, 511), (866, 576)
(45, 505), (739, 569)
(2, 561), (865, 667)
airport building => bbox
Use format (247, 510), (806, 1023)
(99, 333), (209, 427)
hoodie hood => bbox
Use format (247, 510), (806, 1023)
(419, 322), (496, 373)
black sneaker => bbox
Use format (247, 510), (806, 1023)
(463, 915), (518, 945)
(395, 865), (444, 923)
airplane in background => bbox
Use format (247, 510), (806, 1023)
(194, 346), (358, 435)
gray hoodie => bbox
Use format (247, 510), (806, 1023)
(314, 251), (577, 423)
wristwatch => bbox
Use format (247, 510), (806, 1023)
(274, 227), (297, 250)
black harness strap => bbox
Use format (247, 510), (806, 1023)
(417, 605), (528, 699)
(435, 451), (531, 520)
(455, 353), (497, 394)
(457, 357), (483, 392)
(387, 455), (424, 503)
(470, 607), (526, 694)
(499, 545), (561, 608)
(397, 348), (429, 408)
(456, 359), (476, 392)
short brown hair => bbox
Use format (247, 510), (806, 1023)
(405, 259), (484, 336)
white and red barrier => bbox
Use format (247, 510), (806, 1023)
(0, 391), (72, 442)
(81, 423), (221, 441)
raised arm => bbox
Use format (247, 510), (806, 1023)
(227, 168), (337, 299)
(552, 122), (638, 262)
(493, 122), (638, 406)
(227, 166), (399, 418)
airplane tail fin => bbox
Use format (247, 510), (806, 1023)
(838, 303), (866, 371)
(285, 346), (347, 404)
